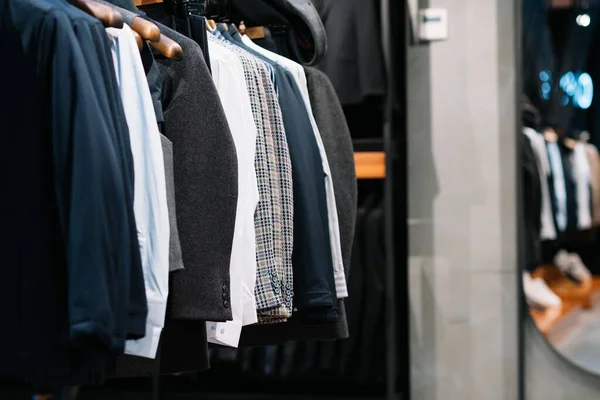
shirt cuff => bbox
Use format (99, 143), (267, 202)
(124, 325), (162, 359)
(206, 320), (243, 348)
(146, 299), (168, 330)
(242, 294), (258, 326)
(335, 272), (348, 299)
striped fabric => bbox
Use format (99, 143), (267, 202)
(209, 35), (294, 321)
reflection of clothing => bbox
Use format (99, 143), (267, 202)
(545, 7), (599, 131)
(522, 0), (554, 120)
(584, 144), (600, 227)
(547, 142), (568, 232)
(559, 144), (578, 231)
(521, 133), (543, 272)
(522, 128), (556, 240)
(571, 143), (592, 229)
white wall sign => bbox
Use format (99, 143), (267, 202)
(418, 8), (449, 41)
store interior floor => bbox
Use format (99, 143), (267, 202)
(552, 293), (600, 374)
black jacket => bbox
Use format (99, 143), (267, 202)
(521, 134), (543, 272)
(312, 0), (386, 105)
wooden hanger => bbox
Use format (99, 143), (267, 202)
(131, 30), (143, 50)
(239, 21), (247, 34)
(543, 127), (559, 143)
(206, 18), (215, 32)
(230, 23), (241, 35)
(149, 35), (184, 61)
(246, 26), (266, 39)
(207, 19), (217, 31)
(237, 19), (266, 39)
(71, 0), (124, 28)
(130, 16), (161, 42)
(563, 137), (577, 150)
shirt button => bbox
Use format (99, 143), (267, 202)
(223, 300), (230, 308)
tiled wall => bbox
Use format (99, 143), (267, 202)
(407, 0), (600, 398)
(406, 0), (519, 398)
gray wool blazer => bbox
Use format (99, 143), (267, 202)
(155, 24), (238, 323)
(98, 0), (234, 377)
(98, 0), (238, 322)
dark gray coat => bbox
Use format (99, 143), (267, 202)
(311, 0), (386, 105)
(304, 67), (357, 271)
(155, 25), (238, 322)
(98, 0), (236, 377)
(100, 0), (237, 322)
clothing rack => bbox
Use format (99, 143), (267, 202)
(142, 0), (408, 398)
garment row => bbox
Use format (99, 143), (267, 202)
(206, 189), (386, 385)
(521, 127), (600, 271)
(0, 0), (356, 383)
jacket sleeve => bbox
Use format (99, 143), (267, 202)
(157, 37), (237, 322)
(46, 11), (145, 354)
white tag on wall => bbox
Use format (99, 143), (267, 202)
(418, 8), (449, 41)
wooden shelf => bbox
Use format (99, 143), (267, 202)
(355, 151), (385, 179)
(134, 0), (163, 5)
(530, 267), (600, 339)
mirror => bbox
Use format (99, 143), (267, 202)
(521, 0), (600, 374)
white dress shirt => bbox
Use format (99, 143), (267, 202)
(522, 128), (557, 240)
(241, 35), (348, 299)
(106, 25), (170, 359)
(206, 39), (260, 347)
(547, 141), (568, 232)
(572, 142), (592, 229)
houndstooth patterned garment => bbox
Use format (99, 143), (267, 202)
(211, 35), (294, 321)
(209, 35), (293, 321)
(256, 66), (294, 321)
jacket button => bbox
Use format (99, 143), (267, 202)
(222, 285), (229, 293)
(223, 300), (230, 308)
